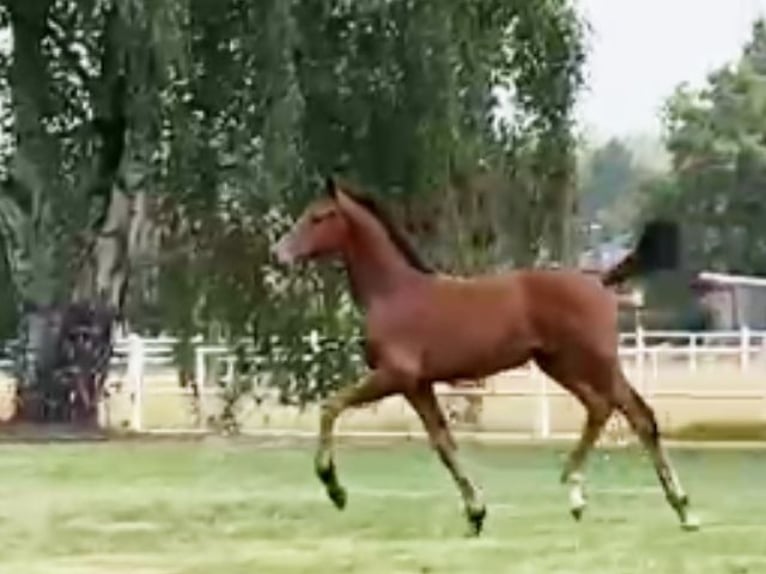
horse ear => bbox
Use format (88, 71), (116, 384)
(324, 175), (338, 198)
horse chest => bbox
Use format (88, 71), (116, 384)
(361, 304), (433, 372)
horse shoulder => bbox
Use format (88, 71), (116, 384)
(363, 309), (425, 382)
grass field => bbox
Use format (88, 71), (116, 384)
(0, 439), (765, 574)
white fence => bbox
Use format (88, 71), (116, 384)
(2, 328), (766, 437)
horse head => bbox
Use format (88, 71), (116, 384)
(272, 176), (352, 265)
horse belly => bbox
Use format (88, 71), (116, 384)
(421, 320), (531, 382)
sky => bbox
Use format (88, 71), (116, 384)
(576, 0), (766, 141)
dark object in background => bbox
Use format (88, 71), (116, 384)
(602, 220), (680, 287)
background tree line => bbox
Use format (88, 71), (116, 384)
(578, 19), (766, 329)
(581, 19), (766, 275)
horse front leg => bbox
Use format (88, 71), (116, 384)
(315, 370), (398, 510)
(407, 385), (486, 536)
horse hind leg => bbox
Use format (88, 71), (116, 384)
(613, 372), (700, 531)
(560, 386), (613, 521)
(535, 352), (612, 521)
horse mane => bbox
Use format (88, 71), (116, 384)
(329, 177), (434, 274)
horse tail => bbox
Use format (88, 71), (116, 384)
(601, 220), (679, 287)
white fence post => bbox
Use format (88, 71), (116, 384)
(648, 348), (658, 398)
(636, 326), (646, 394)
(225, 355), (235, 387)
(194, 346), (207, 429)
(535, 365), (550, 439)
(127, 333), (145, 432)
(689, 333), (698, 372)
(741, 325), (751, 372)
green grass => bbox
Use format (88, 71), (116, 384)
(0, 439), (765, 573)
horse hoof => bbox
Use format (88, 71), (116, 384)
(681, 514), (701, 532)
(328, 484), (347, 510)
(466, 506), (487, 537)
(571, 506), (585, 522)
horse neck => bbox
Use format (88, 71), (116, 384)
(341, 218), (423, 310)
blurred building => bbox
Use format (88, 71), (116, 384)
(693, 272), (766, 330)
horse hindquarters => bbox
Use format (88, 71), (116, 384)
(533, 350), (615, 519)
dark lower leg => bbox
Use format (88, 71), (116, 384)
(408, 387), (486, 536)
(435, 432), (486, 534)
(315, 400), (348, 509)
(315, 371), (397, 509)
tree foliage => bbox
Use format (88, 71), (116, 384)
(0, 0), (586, 417)
(576, 137), (670, 245)
(646, 19), (766, 275)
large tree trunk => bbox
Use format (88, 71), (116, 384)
(7, 2), (131, 427)
(15, 301), (116, 425)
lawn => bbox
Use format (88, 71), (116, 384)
(0, 438), (764, 573)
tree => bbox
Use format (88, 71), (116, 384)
(580, 139), (637, 225)
(577, 134), (674, 245)
(0, 0), (586, 420)
(0, 0), (183, 422)
(647, 19), (766, 275)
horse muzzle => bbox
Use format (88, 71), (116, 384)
(272, 235), (298, 265)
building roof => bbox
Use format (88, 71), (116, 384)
(696, 271), (766, 289)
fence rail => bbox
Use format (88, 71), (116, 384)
(2, 328), (766, 437)
(2, 328), (766, 370)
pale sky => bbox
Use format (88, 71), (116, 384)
(577, 0), (766, 140)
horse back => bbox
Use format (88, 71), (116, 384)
(363, 268), (619, 382)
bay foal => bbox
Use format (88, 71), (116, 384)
(273, 176), (699, 535)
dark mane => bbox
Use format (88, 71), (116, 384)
(332, 179), (434, 274)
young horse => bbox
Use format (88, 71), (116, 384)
(273, 176), (699, 535)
